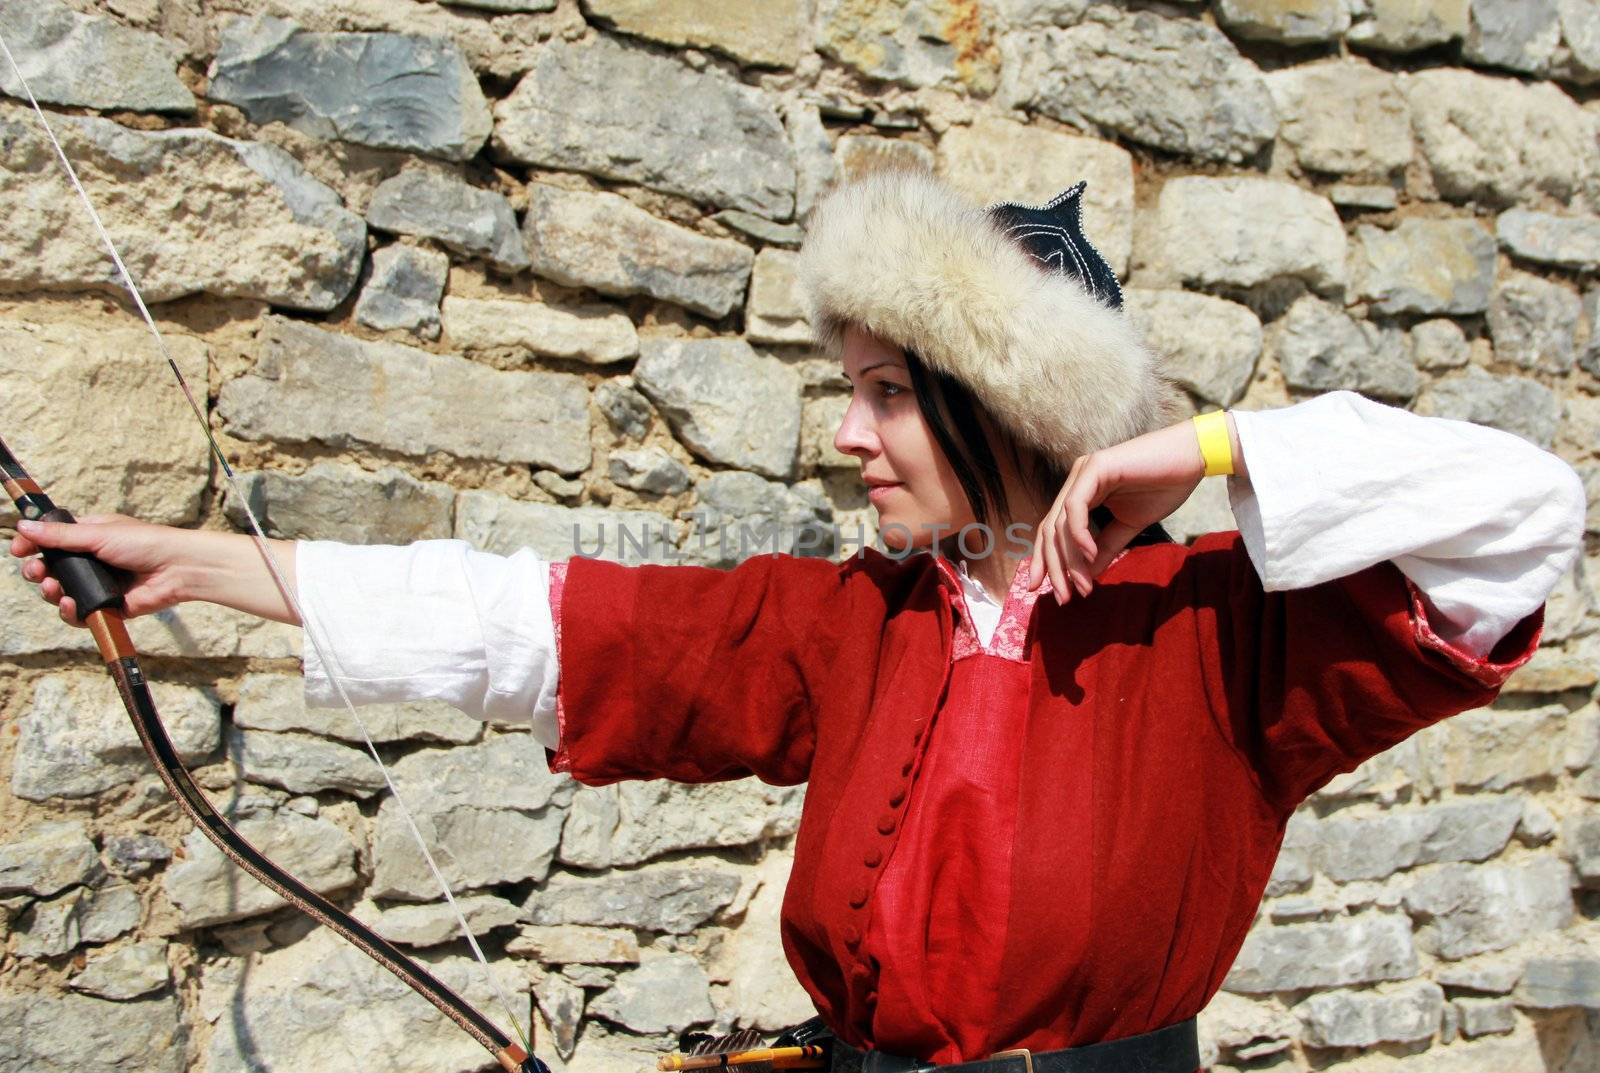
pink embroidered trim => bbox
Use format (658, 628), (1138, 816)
(1405, 576), (1541, 690)
(933, 556), (1051, 664)
(548, 561), (572, 772)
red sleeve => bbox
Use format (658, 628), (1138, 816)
(1183, 531), (1544, 813)
(547, 553), (849, 787)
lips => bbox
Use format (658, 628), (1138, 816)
(866, 482), (901, 503)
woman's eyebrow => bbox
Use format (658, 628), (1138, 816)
(844, 360), (905, 382)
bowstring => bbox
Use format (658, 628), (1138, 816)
(0, 33), (532, 1055)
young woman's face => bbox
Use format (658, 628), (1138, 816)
(834, 325), (974, 550)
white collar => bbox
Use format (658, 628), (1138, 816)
(955, 558), (1002, 608)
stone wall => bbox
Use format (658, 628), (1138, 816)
(0, 0), (1597, 1071)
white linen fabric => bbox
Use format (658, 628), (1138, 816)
(299, 391), (1586, 751)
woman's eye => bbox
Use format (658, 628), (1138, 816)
(878, 382), (903, 399)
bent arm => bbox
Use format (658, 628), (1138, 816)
(1226, 391), (1586, 658)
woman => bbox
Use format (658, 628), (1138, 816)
(10, 171), (1586, 1072)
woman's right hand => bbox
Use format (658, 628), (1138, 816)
(9, 515), (301, 627)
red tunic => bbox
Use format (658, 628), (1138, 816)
(547, 533), (1541, 1065)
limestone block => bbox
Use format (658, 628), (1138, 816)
(746, 248), (814, 346)
(441, 295), (638, 363)
(522, 858), (742, 933)
(1348, 0), (1469, 51)
(226, 463), (454, 544)
(590, 954), (714, 1034)
(0, 821), (99, 897)
(1414, 366), (1560, 448)
(164, 808), (358, 927)
(367, 169), (529, 273)
(816, 0), (999, 92)
(1266, 59), (1412, 176)
(1303, 798), (1521, 883)
(1487, 271), (1581, 374)
(0, 991), (183, 1073)
(1157, 178), (1347, 294)
(559, 781), (803, 869)
(1353, 219), (1498, 316)
(1295, 980), (1444, 1047)
(678, 471), (832, 566)
(69, 939), (170, 1001)
(353, 893), (521, 947)
(354, 245), (448, 339)
(583, 0), (808, 67)
(233, 673), (483, 746)
(454, 490), (675, 563)
(227, 727), (387, 798)
(1125, 289), (1261, 407)
(1496, 209), (1600, 269)
(0, 0), (192, 112)
(1403, 858), (1574, 959)
(1270, 295), (1418, 400)
(1463, 0), (1561, 75)
(607, 447), (692, 496)
(1224, 913), (1419, 991)
(1215, 0), (1350, 44)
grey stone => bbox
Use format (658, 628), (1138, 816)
(219, 317), (591, 473)
(523, 184), (754, 318)
(608, 447), (692, 495)
(164, 808), (358, 927)
(582, 0), (808, 68)
(209, 15), (491, 161)
(1306, 798), (1521, 882)
(0, 821), (98, 896)
(535, 969), (585, 1058)
(1224, 913), (1418, 992)
(1271, 296), (1418, 400)
(1488, 271), (1581, 374)
(801, 394), (854, 472)
(355, 245), (448, 339)
(747, 249), (814, 346)
(1517, 798), (1559, 846)
(454, 490), (675, 563)
(1411, 319), (1471, 371)
(1464, 0), (1561, 75)
(234, 673), (482, 746)
(996, 0), (1096, 26)
(1266, 812), (1315, 896)
(1353, 219), (1497, 316)
(70, 939), (170, 1000)
(1199, 991), (1300, 1064)
(534, 471), (585, 500)
(1435, 954), (1523, 993)
(523, 858), (742, 933)
(0, 991), (184, 1073)
(1584, 288), (1600, 379)
(366, 169), (529, 273)
(494, 35), (794, 217)
(226, 463), (455, 543)
(596, 378), (655, 441)
(441, 295), (638, 363)
(1563, 811), (1600, 886)
(1403, 68), (1598, 207)
(715, 210), (805, 247)
(712, 849), (816, 1031)
(591, 954), (714, 1033)
(1266, 60), (1412, 177)
(1403, 858), (1574, 959)
(1216, 0), (1350, 43)
(1126, 289), (1261, 407)
(442, 0), (555, 8)
(635, 338), (803, 478)
(560, 780), (804, 869)
(1157, 178), (1346, 294)
(103, 835), (173, 880)
(1296, 980), (1444, 1047)
(200, 925), (526, 1073)
(560, 964), (617, 989)
(0, 0), (193, 112)
(937, 116), (1135, 278)
(0, 102), (366, 310)
(1496, 209), (1600, 269)
(1328, 183), (1401, 211)
(1558, 0), (1600, 82)
(14, 884), (141, 957)
(1415, 366), (1560, 449)
(680, 471), (833, 566)
(354, 893), (521, 947)
(11, 674), (220, 802)
(817, 0), (1000, 93)
(1348, 0), (1469, 51)
(1514, 956), (1600, 1009)
(506, 924), (640, 964)
(1002, 11), (1277, 164)
(227, 727), (387, 798)
(1439, 705), (1566, 790)
(1452, 996), (1516, 1037)
(370, 734), (573, 900)
(787, 101), (840, 224)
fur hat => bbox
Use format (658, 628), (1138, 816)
(797, 169), (1179, 469)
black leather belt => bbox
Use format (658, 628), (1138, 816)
(828, 1018), (1199, 1073)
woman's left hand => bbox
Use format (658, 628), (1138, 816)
(1027, 416), (1241, 603)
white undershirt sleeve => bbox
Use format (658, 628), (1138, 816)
(1224, 390), (1586, 660)
(297, 539), (561, 749)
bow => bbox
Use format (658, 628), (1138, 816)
(0, 32), (548, 1073)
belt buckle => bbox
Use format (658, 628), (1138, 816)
(989, 1050), (1033, 1073)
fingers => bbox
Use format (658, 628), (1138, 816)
(14, 518), (103, 553)
(1090, 519), (1141, 575)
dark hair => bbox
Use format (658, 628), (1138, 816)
(902, 348), (1064, 532)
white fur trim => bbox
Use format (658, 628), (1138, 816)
(797, 169), (1177, 467)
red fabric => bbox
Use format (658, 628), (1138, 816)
(549, 533), (1542, 1062)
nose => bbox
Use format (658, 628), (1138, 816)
(834, 391), (879, 460)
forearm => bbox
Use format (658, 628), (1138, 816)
(178, 530), (301, 625)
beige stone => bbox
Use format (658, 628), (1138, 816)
(801, 394), (854, 471)
(583, 0), (807, 67)
(441, 295), (638, 363)
(937, 117), (1134, 276)
(1266, 59), (1413, 177)
(836, 134), (936, 181)
(1215, 0), (1350, 44)
(506, 925), (640, 964)
(0, 319), (208, 526)
(817, 0), (999, 92)
(1348, 0), (1469, 51)
(745, 249), (813, 346)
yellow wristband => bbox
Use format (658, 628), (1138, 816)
(1193, 411), (1234, 478)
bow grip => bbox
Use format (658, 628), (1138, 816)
(36, 507), (125, 617)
